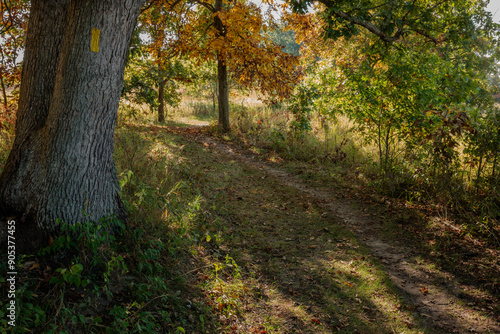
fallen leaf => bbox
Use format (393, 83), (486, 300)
(29, 263), (40, 270)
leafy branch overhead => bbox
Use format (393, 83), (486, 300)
(289, 0), (500, 46)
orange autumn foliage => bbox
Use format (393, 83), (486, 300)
(155, 0), (302, 102)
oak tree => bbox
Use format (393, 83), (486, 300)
(0, 0), (145, 249)
(170, 0), (301, 131)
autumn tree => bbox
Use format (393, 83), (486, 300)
(0, 0), (145, 249)
(123, 1), (193, 123)
(169, 0), (301, 131)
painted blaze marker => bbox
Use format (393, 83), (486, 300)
(91, 28), (100, 52)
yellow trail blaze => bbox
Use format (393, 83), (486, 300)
(91, 28), (100, 52)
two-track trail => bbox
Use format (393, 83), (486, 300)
(158, 123), (500, 333)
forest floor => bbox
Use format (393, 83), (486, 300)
(118, 119), (500, 333)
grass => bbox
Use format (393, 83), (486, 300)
(189, 92), (500, 322)
(1, 94), (498, 333)
(1, 111), (433, 333)
(198, 92), (500, 246)
(148, 123), (429, 333)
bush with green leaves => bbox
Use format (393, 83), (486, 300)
(287, 4), (500, 234)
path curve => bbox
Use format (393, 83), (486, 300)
(187, 130), (500, 334)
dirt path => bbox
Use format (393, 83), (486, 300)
(184, 129), (500, 334)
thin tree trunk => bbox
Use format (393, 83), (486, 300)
(377, 119), (383, 168)
(212, 77), (217, 113)
(158, 79), (165, 123)
(0, 72), (7, 108)
(214, 0), (229, 132)
(217, 55), (229, 131)
(157, 46), (165, 123)
(158, 71), (165, 123)
(0, 0), (144, 250)
(384, 122), (391, 168)
(492, 153), (497, 178)
(476, 154), (483, 186)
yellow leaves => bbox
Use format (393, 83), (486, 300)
(209, 38), (224, 51)
(148, 0), (301, 101)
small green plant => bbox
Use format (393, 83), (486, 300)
(50, 263), (90, 288)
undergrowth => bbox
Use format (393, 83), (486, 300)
(0, 123), (241, 333)
(215, 97), (500, 246)
(1, 96), (498, 333)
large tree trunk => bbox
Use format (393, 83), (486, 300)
(214, 0), (230, 132)
(0, 0), (144, 250)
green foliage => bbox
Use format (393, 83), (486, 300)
(267, 25), (301, 56)
(39, 217), (124, 259)
(107, 305), (161, 333)
(292, 0), (500, 48)
(283, 0), (500, 232)
(289, 84), (315, 132)
(50, 263), (89, 288)
(185, 61), (219, 110)
(122, 55), (189, 116)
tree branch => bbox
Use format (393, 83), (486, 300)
(195, 0), (215, 13)
(141, 0), (161, 13)
(319, 0), (444, 45)
(413, 29), (439, 44)
(334, 8), (403, 42)
(1, 0), (14, 34)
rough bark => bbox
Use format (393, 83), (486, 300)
(0, 0), (145, 249)
(214, 0), (230, 132)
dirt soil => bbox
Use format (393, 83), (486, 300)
(169, 123), (499, 334)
